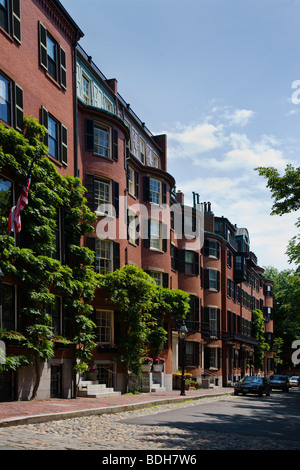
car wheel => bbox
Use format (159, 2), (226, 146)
(234, 391), (239, 395)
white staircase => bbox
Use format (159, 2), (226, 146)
(78, 380), (121, 398)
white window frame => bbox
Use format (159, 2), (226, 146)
(209, 269), (218, 290)
(149, 271), (163, 286)
(94, 177), (112, 215)
(128, 209), (137, 245)
(139, 138), (145, 163)
(149, 178), (161, 205)
(150, 220), (162, 251)
(95, 309), (114, 344)
(94, 122), (111, 158)
(95, 239), (113, 274)
(82, 73), (91, 105)
(209, 347), (218, 369)
(127, 166), (135, 197)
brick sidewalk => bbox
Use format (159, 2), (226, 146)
(0, 387), (233, 427)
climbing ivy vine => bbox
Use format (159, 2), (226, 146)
(0, 118), (99, 399)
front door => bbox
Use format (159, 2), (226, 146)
(50, 365), (62, 398)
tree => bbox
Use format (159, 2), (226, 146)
(252, 309), (270, 371)
(0, 118), (99, 399)
(263, 266), (300, 367)
(256, 164), (300, 266)
(99, 264), (190, 388)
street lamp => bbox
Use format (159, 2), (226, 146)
(0, 267), (4, 330)
(179, 322), (188, 396)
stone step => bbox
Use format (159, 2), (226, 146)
(78, 389), (121, 398)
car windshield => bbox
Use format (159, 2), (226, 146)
(242, 377), (262, 383)
(291, 377), (299, 380)
(271, 375), (285, 380)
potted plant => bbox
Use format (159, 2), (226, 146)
(141, 357), (153, 372)
(185, 378), (192, 390)
(153, 356), (165, 372)
(85, 366), (98, 381)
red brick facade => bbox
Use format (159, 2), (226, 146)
(0, 1), (273, 399)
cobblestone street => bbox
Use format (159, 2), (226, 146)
(0, 395), (299, 450)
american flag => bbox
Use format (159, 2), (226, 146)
(8, 168), (32, 234)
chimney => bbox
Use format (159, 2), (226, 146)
(176, 190), (184, 205)
(106, 78), (118, 94)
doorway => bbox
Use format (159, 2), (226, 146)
(50, 365), (62, 398)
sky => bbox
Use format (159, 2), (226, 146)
(61, 0), (300, 272)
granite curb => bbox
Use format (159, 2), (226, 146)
(0, 388), (233, 427)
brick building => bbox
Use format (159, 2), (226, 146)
(0, 0), (273, 400)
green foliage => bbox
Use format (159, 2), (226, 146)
(99, 264), (190, 380)
(0, 118), (99, 396)
(252, 308), (270, 370)
(256, 164), (300, 267)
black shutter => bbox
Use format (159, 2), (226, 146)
(112, 128), (118, 161)
(61, 124), (68, 165)
(204, 347), (210, 369)
(202, 239), (209, 256)
(217, 270), (220, 292)
(135, 171), (139, 198)
(12, 0), (21, 44)
(143, 176), (150, 202)
(162, 182), (167, 204)
(113, 181), (119, 218)
(217, 309), (221, 335)
(14, 83), (23, 132)
(195, 342), (200, 367)
(163, 273), (169, 288)
(162, 223), (167, 252)
(176, 248), (186, 273)
(85, 119), (94, 151)
(85, 174), (95, 211)
(195, 296), (200, 322)
(60, 46), (67, 90)
(216, 242), (220, 259)
(194, 252), (199, 276)
(41, 106), (48, 146)
(39, 22), (48, 70)
(113, 242), (120, 270)
(203, 269), (209, 289)
(143, 219), (150, 248)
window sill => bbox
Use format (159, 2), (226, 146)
(149, 247), (164, 254)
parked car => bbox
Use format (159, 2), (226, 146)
(234, 376), (271, 397)
(289, 376), (300, 387)
(269, 374), (289, 392)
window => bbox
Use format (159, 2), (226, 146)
(104, 97), (113, 112)
(149, 271), (162, 286)
(0, 73), (10, 125)
(204, 269), (220, 291)
(94, 123), (110, 157)
(41, 107), (68, 165)
(150, 220), (162, 250)
(48, 115), (59, 160)
(149, 178), (161, 204)
(85, 119), (119, 161)
(209, 348), (218, 368)
(139, 138), (145, 163)
(39, 22), (66, 89)
(209, 308), (218, 336)
(48, 296), (61, 336)
(0, 72), (23, 131)
(127, 209), (139, 245)
(0, 175), (13, 219)
(153, 154), (159, 168)
(0, 0), (21, 43)
(85, 174), (119, 217)
(95, 239), (113, 274)
(185, 251), (195, 274)
(82, 74), (90, 105)
(95, 310), (114, 344)
(94, 178), (111, 214)
(1, 284), (15, 331)
(203, 239), (219, 258)
(127, 166), (135, 197)
(227, 248), (232, 267)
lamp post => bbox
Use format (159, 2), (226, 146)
(179, 322), (188, 396)
(0, 266), (4, 328)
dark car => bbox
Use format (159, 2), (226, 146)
(234, 376), (271, 397)
(269, 374), (289, 392)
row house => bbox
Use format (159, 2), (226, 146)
(0, 0), (273, 400)
(0, 0), (83, 400)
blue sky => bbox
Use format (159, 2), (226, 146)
(61, 0), (300, 271)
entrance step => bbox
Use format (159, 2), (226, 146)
(78, 380), (121, 398)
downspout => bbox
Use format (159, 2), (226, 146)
(73, 35), (80, 179)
